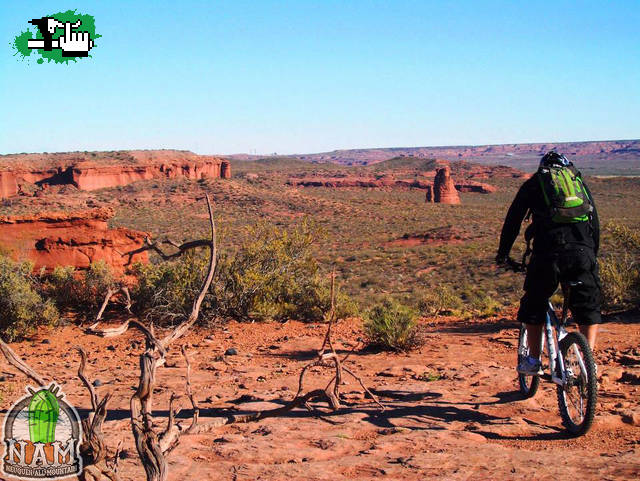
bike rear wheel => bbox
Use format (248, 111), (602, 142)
(556, 332), (597, 436)
(517, 324), (540, 398)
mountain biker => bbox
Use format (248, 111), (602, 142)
(496, 151), (601, 376)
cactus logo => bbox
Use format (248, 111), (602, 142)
(2, 384), (82, 479)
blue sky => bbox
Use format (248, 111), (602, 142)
(1, 0), (638, 155)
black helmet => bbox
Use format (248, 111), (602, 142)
(540, 150), (570, 167)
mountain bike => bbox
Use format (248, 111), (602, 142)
(505, 258), (598, 436)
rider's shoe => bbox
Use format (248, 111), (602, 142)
(517, 356), (543, 376)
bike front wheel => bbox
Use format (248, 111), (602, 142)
(556, 332), (597, 436)
(517, 324), (540, 398)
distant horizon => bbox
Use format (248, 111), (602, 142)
(1, 137), (638, 158)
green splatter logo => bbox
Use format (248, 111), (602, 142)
(12, 9), (100, 64)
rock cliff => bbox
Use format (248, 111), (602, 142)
(0, 208), (148, 272)
(0, 150), (231, 198)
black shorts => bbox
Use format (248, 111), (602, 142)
(517, 246), (602, 326)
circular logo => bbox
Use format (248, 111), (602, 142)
(3, 384), (82, 479)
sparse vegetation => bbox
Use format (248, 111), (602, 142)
(0, 255), (58, 341)
(600, 222), (640, 310)
(364, 298), (419, 351)
(132, 221), (358, 324)
(131, 251), (210, 324)
(43, 261), (117, 312)
(3, 157), (640, 323)
(417, 285), (463, 316)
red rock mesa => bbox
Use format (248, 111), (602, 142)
(0, 150), (231, 198)
(0, 208), (148, 272)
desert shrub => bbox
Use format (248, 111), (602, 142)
(464, 290), (502, 318)
(600, 222), (640, 310)
(82, 261), (117, 307)
(0, 256), (58, 341)
(364, 298), (419, 351)
(131, 220), (357, 324)
(131, 251), (210, 324)
(44, 266), (77, 308)
(287, 282), (359, 322)
(417, 285), (463, 316)
(213, 220), (358, 322)
(43, 261), (117, 311)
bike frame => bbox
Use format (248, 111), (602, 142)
(543, 303), (568, 385)
(541, 296), (589, 387)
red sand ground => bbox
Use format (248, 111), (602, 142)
(1, 314), (639, 480)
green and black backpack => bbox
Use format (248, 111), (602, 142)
(536, 163), (593, 223)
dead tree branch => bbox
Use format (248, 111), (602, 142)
(123, 238), (211, 266)
(0, 338), (46, 385)
(181, 345), (199, 432)
(95, 287), (133, 322)
(178, 270), (383, 436)
(129, 194), (217, 481)
(73, 347), (121, 481)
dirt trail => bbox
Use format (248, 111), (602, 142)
(1, 314), (638, 480)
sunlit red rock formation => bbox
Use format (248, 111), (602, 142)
(290, 174), (495, 200)
(0, 171), (17, 198)
(0, 208), (148, 272)
(0, 168), (69, 198)
(455, 181), (497, 193)
(425, 185), (434, 202)
(0, 151), (231, 198)
(71, 159), (229, 191)
(221, 161), (231, 179)
(433, 166), (460, 204)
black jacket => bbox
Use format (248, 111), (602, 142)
(498, 172), (600, 258)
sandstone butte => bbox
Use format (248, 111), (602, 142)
(0, 208), (148, 273)
(424, 166), (460, 204)
(0, 150), (231, 199)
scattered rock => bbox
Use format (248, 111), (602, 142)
(41, 339), (50, 344)
(377, 427), (410, 435)
(311, 439), (336, 450)
(119, 450), (132, 459)
(92, 379), (103, 387)
(620, 410), (640, 426)
(214, 434), (243, 443)
(225, 347), (238, 356)
(621, 368), (640, 384)
(252, 426), (272, 436)
(619, 355), (640, 366)
(602, 366), (624, 382)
